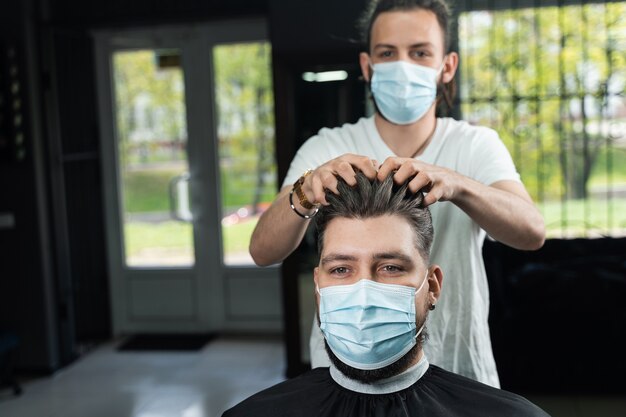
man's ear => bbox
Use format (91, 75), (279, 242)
(441, 52), (459, 84)
(359, 52), (372, 82)
(427, 265), (444, 305)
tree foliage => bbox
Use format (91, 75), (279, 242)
(112, 43), (277, 215)
(114, 50), (186, 167)
(459, 3), (626, 202)
(213, 42), (276, 213)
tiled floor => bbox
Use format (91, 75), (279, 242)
(0, 335), (286, 417)
(1, 335), (625, 417)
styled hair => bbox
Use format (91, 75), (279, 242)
(357, 0), (457, 111)
(314, 172), (433, 261)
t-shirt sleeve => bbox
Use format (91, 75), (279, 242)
(469, 127), (521, 186)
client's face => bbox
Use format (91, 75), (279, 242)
(314, 215), (442, 383)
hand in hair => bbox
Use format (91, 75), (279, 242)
(377, 156), (462, 207)
(299, 153), (379, 206)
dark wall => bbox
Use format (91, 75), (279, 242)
(47, 0), (268, 26)
(485, 238), (626, 394)
(269, 0), (366, 59)
(0, 0), (61, 371)
(45, 29), (110, 343)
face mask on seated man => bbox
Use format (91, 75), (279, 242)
(222, 172), (551, 417)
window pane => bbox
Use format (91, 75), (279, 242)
(113, 49), (194, 266)
(459, 3), (626, 238)
(213, 42), (277, 265)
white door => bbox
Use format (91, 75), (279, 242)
(94, 20), (281, 335)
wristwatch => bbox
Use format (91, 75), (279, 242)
(293, 169), (315, 209)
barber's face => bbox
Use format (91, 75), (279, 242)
(359, 9), (457, 84)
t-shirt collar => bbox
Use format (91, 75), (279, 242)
(368, 115), (442, 161)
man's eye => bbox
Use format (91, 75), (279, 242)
(330, 267), (349, 275)
(381, 265), (403, 273)
(379, 50), (394, 58)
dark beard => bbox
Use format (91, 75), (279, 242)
(325, 328), (428, 385)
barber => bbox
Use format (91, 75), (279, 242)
(249, 0), (545, 388)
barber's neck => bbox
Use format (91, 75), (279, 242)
(374, 106), (438, 158)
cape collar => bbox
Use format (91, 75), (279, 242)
(329, 355), (429, 395)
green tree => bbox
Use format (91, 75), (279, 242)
(114, 50), (186, 167)
(459, 3), (626, 201)
(213, 42), (276, 215)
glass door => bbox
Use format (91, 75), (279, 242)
(95, 20), (279, 335)
(212, 41), (276, 266)
(113, 48), (194, 267)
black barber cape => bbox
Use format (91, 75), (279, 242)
(222, 364), (551, 417)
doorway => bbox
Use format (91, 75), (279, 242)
(94, 19), (281, 335)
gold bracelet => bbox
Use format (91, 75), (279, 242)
(292, 169), (315, 209)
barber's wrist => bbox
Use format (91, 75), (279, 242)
(293, 169), (317, 208)
(295, 196), (318, 212)
(290, 170), (319, 219)
(289, 189), (319, 219)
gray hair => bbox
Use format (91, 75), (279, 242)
(314, 172), (434, 261)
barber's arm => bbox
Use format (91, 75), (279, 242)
(377, 157), (545, 251)
(249, 153), (378, 266)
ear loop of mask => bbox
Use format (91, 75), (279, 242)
(413, 269), (430, 339)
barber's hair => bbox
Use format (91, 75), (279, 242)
(314, 172), (434, 261)
(357, 0), (457, 111)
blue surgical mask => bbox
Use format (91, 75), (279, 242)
(370, 60), (444, 125)
(317, 272), (429, 370)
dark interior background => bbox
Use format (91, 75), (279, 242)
(0, 0), (624, 395)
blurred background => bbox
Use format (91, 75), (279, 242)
(0, 0), (625, 416)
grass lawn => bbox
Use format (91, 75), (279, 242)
(123, 168), (277, 214)
(540, 197), (626, 238)
(124, 217), (260, 263)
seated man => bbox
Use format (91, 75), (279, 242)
(223, 173), (550, 417)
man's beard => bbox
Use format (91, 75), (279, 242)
(324, 313), (430, 384)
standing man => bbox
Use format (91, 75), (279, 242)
(250, 0), (545, 388)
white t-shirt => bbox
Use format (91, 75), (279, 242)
(283, 116), (521, 388)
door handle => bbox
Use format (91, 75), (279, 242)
(168, 172), (192, 222)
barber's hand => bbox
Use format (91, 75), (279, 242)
(302, 154), (378, 206)
(377, 157), (463, 207)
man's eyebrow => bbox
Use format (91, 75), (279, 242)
(320, 254), (357, 266)
(372, 251), (415, 264)
(409, 42), (434, 49)
(373, 43), (398, 50)
(373, 42), (434, 50)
